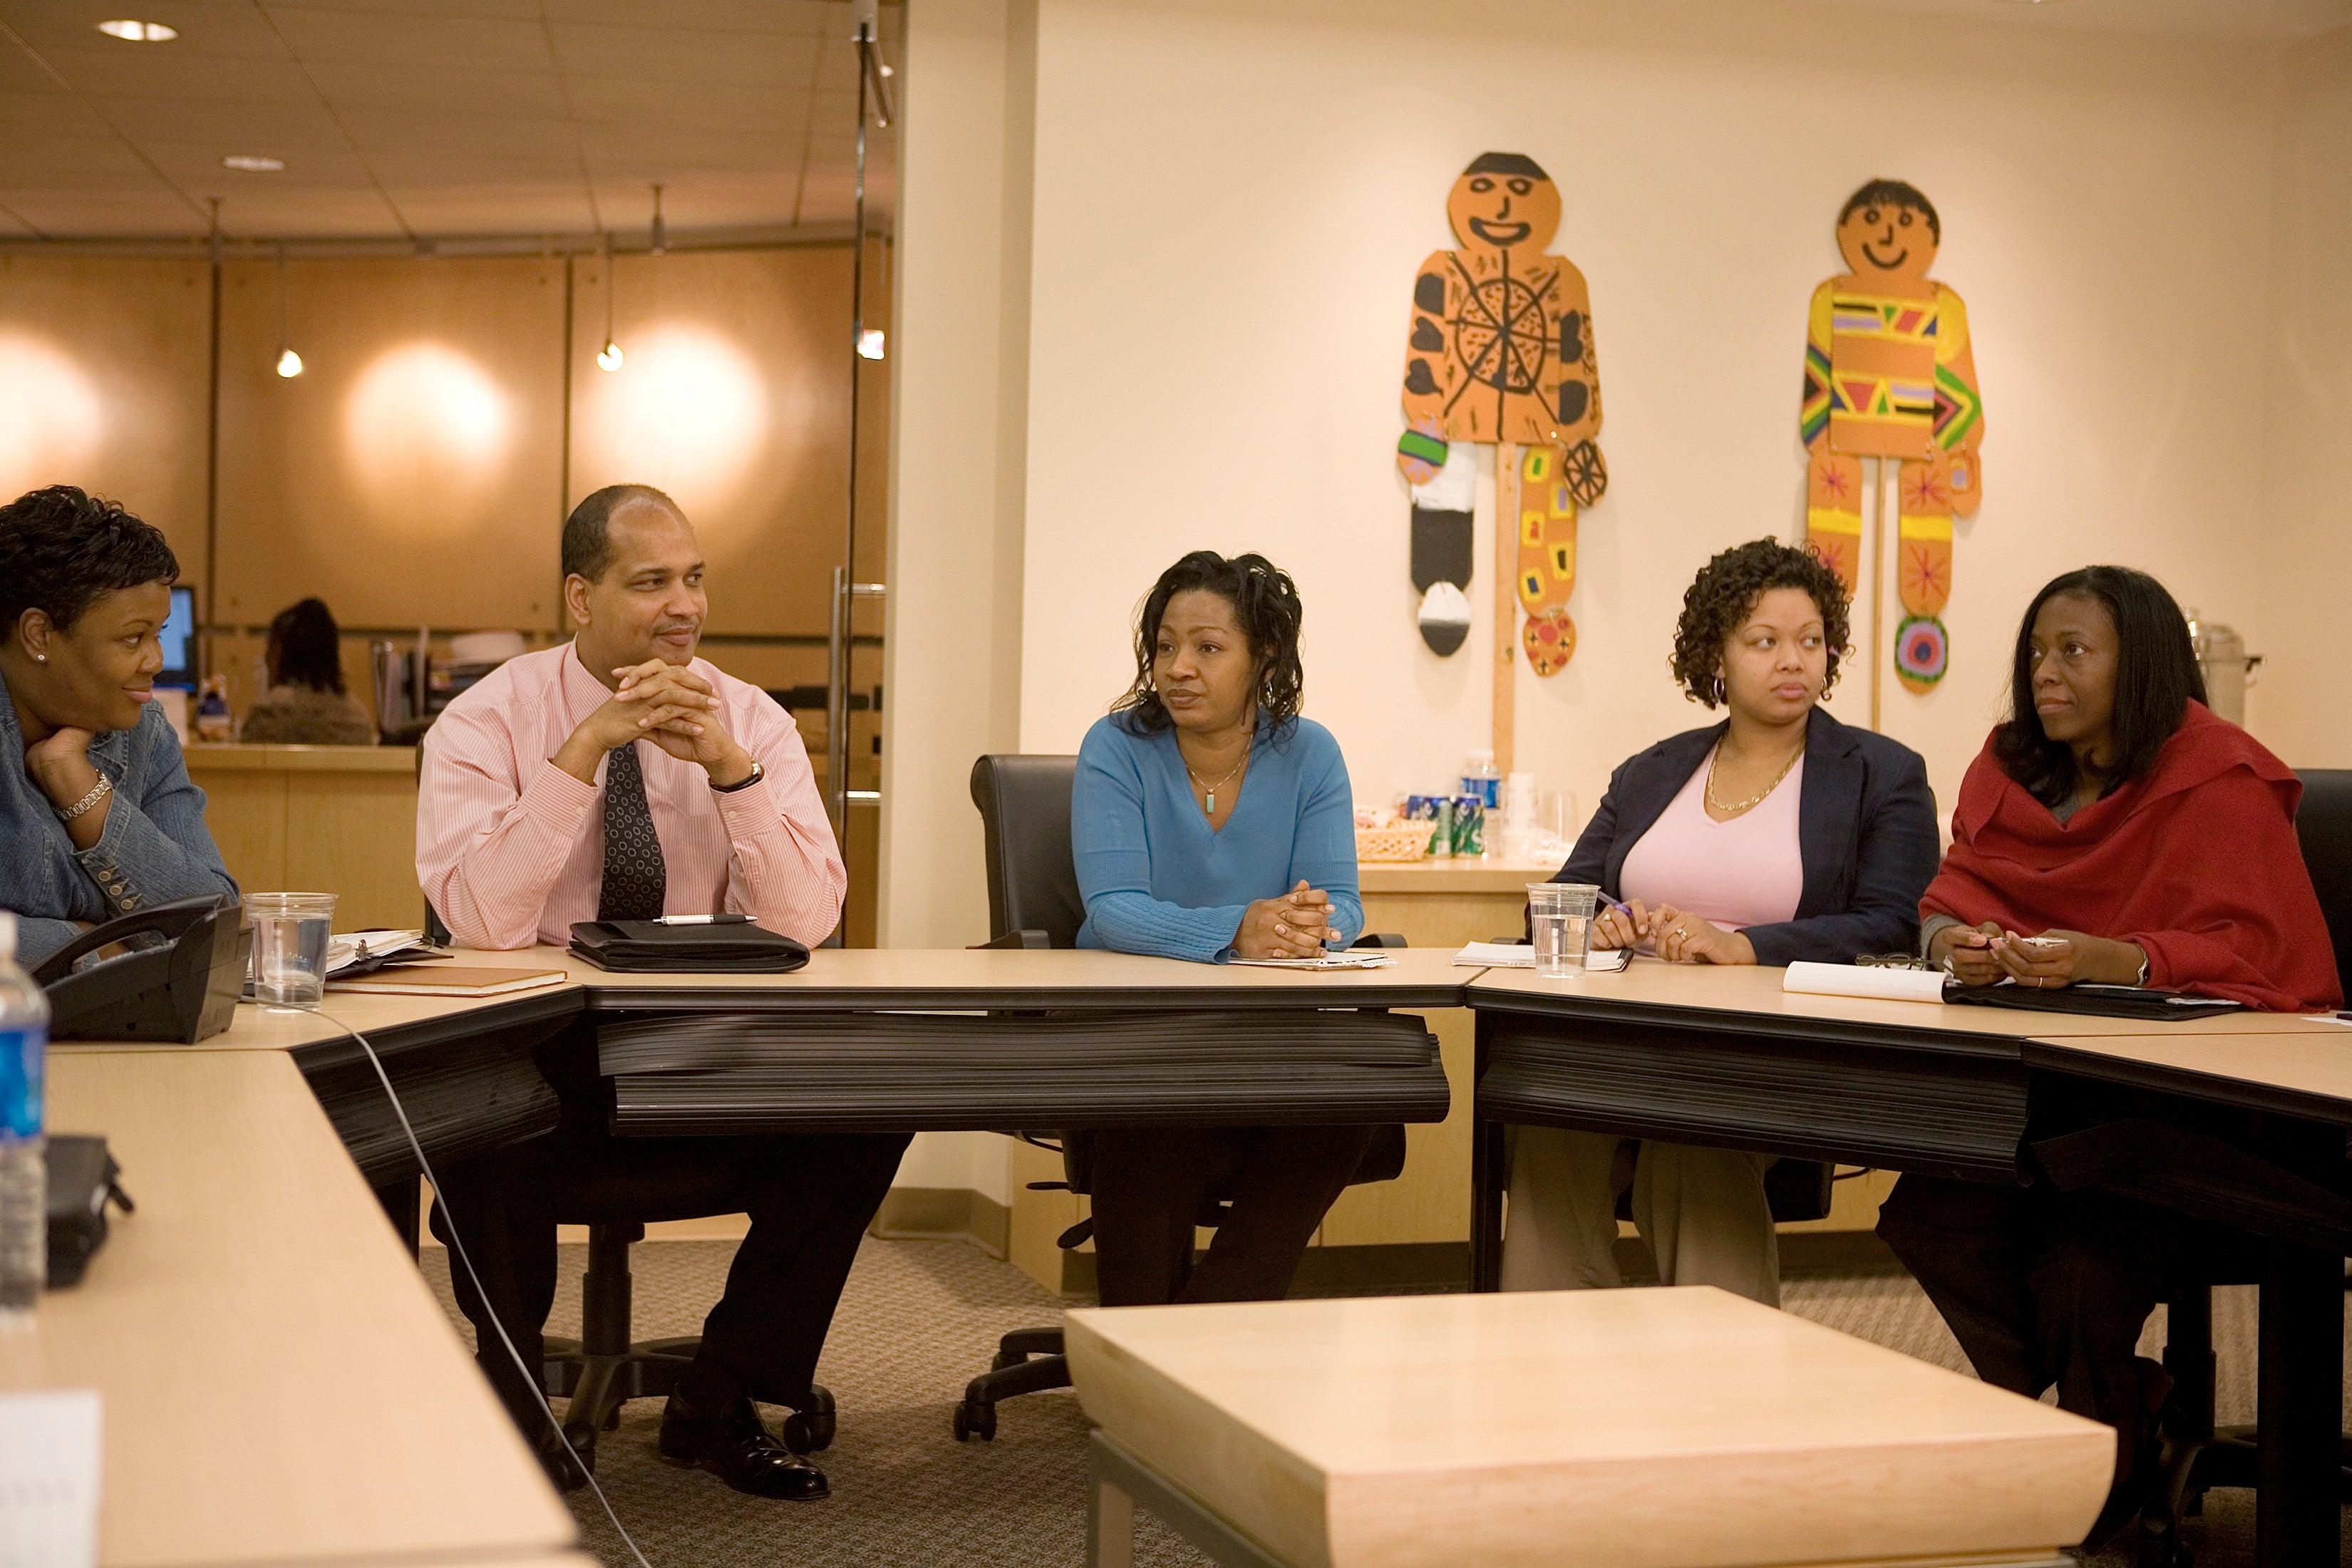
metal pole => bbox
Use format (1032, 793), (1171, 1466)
(825, 565), (848, 831)
(826, 11), (874, 840)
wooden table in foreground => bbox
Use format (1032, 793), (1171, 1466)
(1465, 964), (2352, 1568)
(0, 1051), (574, 1568)
(1068, 1286), (2109, 1568)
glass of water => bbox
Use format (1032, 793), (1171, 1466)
(1526, 882), (1598, 979)
(246, 893), (337, 1009)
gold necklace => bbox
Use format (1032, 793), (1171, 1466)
(1705, 741), (1803, 815)
(1184, 753), (1248, 815)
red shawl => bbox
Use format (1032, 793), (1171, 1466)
(1922, 703), (2341, 1012)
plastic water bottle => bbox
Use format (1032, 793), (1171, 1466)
(1460, 749), (1502, 810)
(0, 912), (48, 1321)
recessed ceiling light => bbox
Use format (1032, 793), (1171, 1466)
(96, 19), (177, 41)
(222, 155), (285, 172)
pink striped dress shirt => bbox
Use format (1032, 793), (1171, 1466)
(417, 642), (845, 949)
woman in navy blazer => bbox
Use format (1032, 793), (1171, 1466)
(1505, 540), (1939, 1306)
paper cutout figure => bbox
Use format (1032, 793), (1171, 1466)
(1800, 179), (1984, 694)
(1408, 434), (1477, 654)
(1398, 152), (1604, 669)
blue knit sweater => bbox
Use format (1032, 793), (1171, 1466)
(1072, 713), (1362, 963)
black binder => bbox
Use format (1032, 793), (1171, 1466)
(569, 918), (810, 974)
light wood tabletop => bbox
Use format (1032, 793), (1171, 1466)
(2025, 1021), (2352, 1120)
(0, 1051), (576, 1568)
(1068, 1286), (2109, 1568)
(1470, 959), (2331, 1038)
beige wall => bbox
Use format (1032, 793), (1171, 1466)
(1011, 0), (2285, 826)
(2256, 23), (2352, 770)
(878, 0), (1038, 1200)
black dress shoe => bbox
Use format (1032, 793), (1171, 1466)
(658, 1396), (830, 1501)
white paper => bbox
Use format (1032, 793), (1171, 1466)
(0, 1388), (102, 1568)
(1408, 440), (1478, 511)
(1227, 952), (1397, 970)
(1455, 942), (1630, 973)
(1783, 961), (1948, 1005)
(326, 929), (429, 975)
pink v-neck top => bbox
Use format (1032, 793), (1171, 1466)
(1616, 746), (1806, 931)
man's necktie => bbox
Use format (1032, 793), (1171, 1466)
(598, 741), (667, 922)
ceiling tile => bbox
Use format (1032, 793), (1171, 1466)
(0, 134), (169, 186)
(0, 187), (209, 235)
(334, 109), (581, 160)
(5, 2), (293, 60)
(574, 120), (805, 177)
(262, 6), (554, 71)
(586, 170), (800, 230)
(562, 74), (813, 135)
(384, 185), (594, 233)
(35, 46), (314, 101)
(145, 140), (380, 190)
(546, 22), (818, 87)
(302, 58), (568, 117)
(258, 0), (541, 16)
(197, 185), (405, 235)
(95, 94), (350, 149)
(0, 200), (42, 235)
(0, 47), (66, 93)
(362, 151), (584, 190)
(544, 0), (834, 31)
(0, 88), (115, 136)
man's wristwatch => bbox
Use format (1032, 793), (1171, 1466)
(712, 758), (763, 793)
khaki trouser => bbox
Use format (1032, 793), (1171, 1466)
(1500, 1127), (1782, 1307)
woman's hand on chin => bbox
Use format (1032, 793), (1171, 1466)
(1648, 903), (1755, 965)
(23, 725), (100, 810)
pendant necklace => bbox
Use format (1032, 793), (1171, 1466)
(1186, 753), (1248, 816)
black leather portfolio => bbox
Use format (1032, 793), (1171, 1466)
(568, 918), (810, 974)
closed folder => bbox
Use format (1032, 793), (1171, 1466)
(569, 918), (810, 974)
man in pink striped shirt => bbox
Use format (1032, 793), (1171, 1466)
(417, 485), (906, 1502)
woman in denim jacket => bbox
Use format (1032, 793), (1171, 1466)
(1, 486), (236, 966)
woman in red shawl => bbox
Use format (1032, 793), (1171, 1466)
(1881, 565), (2340, 1549)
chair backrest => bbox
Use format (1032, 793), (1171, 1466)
(969, 754), (1086, 947)
(2295, 769), (2352, 989)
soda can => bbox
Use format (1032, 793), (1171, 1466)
(1430, 798), (1454, 858)
(1450, 794), (1485, 857)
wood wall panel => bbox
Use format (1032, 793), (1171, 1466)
(568, 244), (891, 639)
(0, 255), (211, 579)
(214, 256), (569, 634)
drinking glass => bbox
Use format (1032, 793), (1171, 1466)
(1526, 882), (1597, 979)
(247, 893), (336, 1009)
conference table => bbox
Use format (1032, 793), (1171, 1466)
(22, 945), (2350, 1567)
(1468, 961), (2352, 1568)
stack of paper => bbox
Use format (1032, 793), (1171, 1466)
(1453, 942), (1631, 973)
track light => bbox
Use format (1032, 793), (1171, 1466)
(273, 244), (304, 378)
(649, 183), (666, 257)
(597, 230), (623, 371)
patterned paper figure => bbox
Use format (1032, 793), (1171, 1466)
(1398, 152), (1604, 668)
(1800, 179), (1984, 693)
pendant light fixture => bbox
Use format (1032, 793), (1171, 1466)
(649, 182), (666, 257)
(273, 244), (303, 378)
(594, 230), (623, 372)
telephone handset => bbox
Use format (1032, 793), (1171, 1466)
(33, 893), (248, 1043)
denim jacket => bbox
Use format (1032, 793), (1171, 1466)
(1, 671), (238, 967)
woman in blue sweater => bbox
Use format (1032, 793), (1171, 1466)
(1072, 550), (1369, 1306)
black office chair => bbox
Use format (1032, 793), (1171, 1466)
(2141, 768), (2352, 1558)
(952, 753), (1408, 1442)
(419, 903), (837, 1472)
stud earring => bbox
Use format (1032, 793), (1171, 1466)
(33, 654), (45, 664)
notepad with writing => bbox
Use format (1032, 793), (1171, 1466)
(1227, 952), (1398, 970)
(329, 965), (568, 998)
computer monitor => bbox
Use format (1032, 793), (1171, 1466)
(158, 585), (196, 688)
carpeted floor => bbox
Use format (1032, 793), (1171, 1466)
(422, 1238), (2348, 1568)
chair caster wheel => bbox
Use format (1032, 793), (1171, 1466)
(783, 1409), (835, 1454)
(600, 1407), (622, 1432)
(952, 1400), (996, 1442)
(559, 1423), (599, 1472)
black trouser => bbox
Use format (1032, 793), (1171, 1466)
(1877, 1173), (2185, 1439)
(1088, 1124), (1375, 1307)
(430, 1118), (909, 1433)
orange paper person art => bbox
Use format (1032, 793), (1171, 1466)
(1799, 179), (1984, 693)
(1398, 152), (1604, 672)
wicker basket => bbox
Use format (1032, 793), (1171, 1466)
(1354, 825), (1430, 863)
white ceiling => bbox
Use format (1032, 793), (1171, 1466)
(0, 0), (900, 242)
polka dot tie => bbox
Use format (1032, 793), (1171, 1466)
(597, 741), (667, 922)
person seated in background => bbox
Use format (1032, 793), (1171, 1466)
(0, 485), (237, 966)
(1072, 550), (1372, 1306)
(1879, 564), (2340, 1542)
(237, 597), (373, 745)
(416, 483), (907, 1502)
(1503, 539), (1938, 1306)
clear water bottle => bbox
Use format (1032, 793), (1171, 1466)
(1460, 749), (1502, 810)
(0, 911), (49, 1321)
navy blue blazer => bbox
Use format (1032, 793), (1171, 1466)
(1551, 706), (1939, 966)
